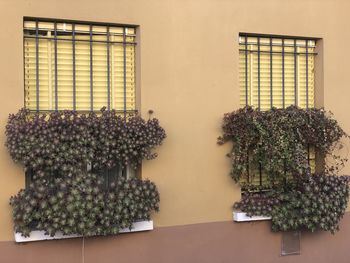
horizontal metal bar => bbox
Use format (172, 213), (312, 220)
(24, 29), (136, 37)
(239, 41), (315, 48)
(27, 109), (138, 113)
(24, 35), (136, 45)
(239, 32), (319, 41)
(24, 16), (138, 28)
(239, 49), (317, 56)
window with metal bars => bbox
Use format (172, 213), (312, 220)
(23, 17), (138, 187)
(239, 33), (316, 110)
(23, 17), (136, 113)
(239, 33), (317, 188)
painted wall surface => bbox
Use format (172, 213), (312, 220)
(3, 215), (350, 263)
(0, 0), (350, 242)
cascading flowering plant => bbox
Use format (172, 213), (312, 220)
(6, 108), (166, 237)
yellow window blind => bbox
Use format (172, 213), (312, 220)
(24, 19), (136, 112)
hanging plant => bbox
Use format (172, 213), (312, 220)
(93, 109), (166, 171)
(218, 106), (349, 233)
(270, 174), (349, 233)
(10, 173), (160, 237)
(6, 108), (166, 238)
(218, 106), (348, 184)
(234, 174), (349, 233)
(5, 108), (166, 179)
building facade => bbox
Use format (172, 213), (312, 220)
(1, 0), (350, 262)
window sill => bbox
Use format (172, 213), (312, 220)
(233, 211), (271, 222)
(14, 220), (153, 243)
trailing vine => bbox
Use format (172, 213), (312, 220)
(218, 106), (348, 185)
(218, 106), (349, 233)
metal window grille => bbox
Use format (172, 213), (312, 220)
(23, 17), (137, 113)
(24, 164), (134, 190)
(239, 33), (317, 189)
(239, 33), (316, 110)
(98, 165), (136, 190)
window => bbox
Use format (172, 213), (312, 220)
(238, 33), (317, 187)
(23, 17), (136, 112)
(239, 33), (316, 110)
(23, 18), (137, 187)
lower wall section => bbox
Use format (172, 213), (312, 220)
(1, 213), (350, 263)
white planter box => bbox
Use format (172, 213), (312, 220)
(14, 220), (153, 243)
(233, 211), (271, 222)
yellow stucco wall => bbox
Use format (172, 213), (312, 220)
(1, 0), (350, 241)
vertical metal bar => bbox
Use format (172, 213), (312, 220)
(257, 37), (261, 110)
(282, 38), (287, 180)
(110, 34), (115, 109)
(54, 22), (58, 110)
(107, 26), (111, 110)
(246, 150), (250, 184)
(72, 23), (76, 110)
(123, 27), (127, 117)
(294, 39), (297, 106)
(306, 41), (310, 167)
(47, 31), (53, 110)
(35, 20), (39, 111)
(25, 170), (32, 189)
(102, 169), (108, 191)
(132, 33), (136, 113)
(284, 162), (287, 186)
(306, 40), (309, 109)
(270, 37), (273, 108)
(245, 35), (248, 106)
(109, 165), (117, 185)
(106, 169), (109, 191)
(90, 24), (94, 111)
(122, 166), (127, 179)
(23, 21), (27, 109)
(259, 162), (262, 187)
(257, 39), (262, 186)
(282, 38), (285, 108)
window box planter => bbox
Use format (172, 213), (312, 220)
(14, 220), (153, 243)
(233, 211), (271, 222)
